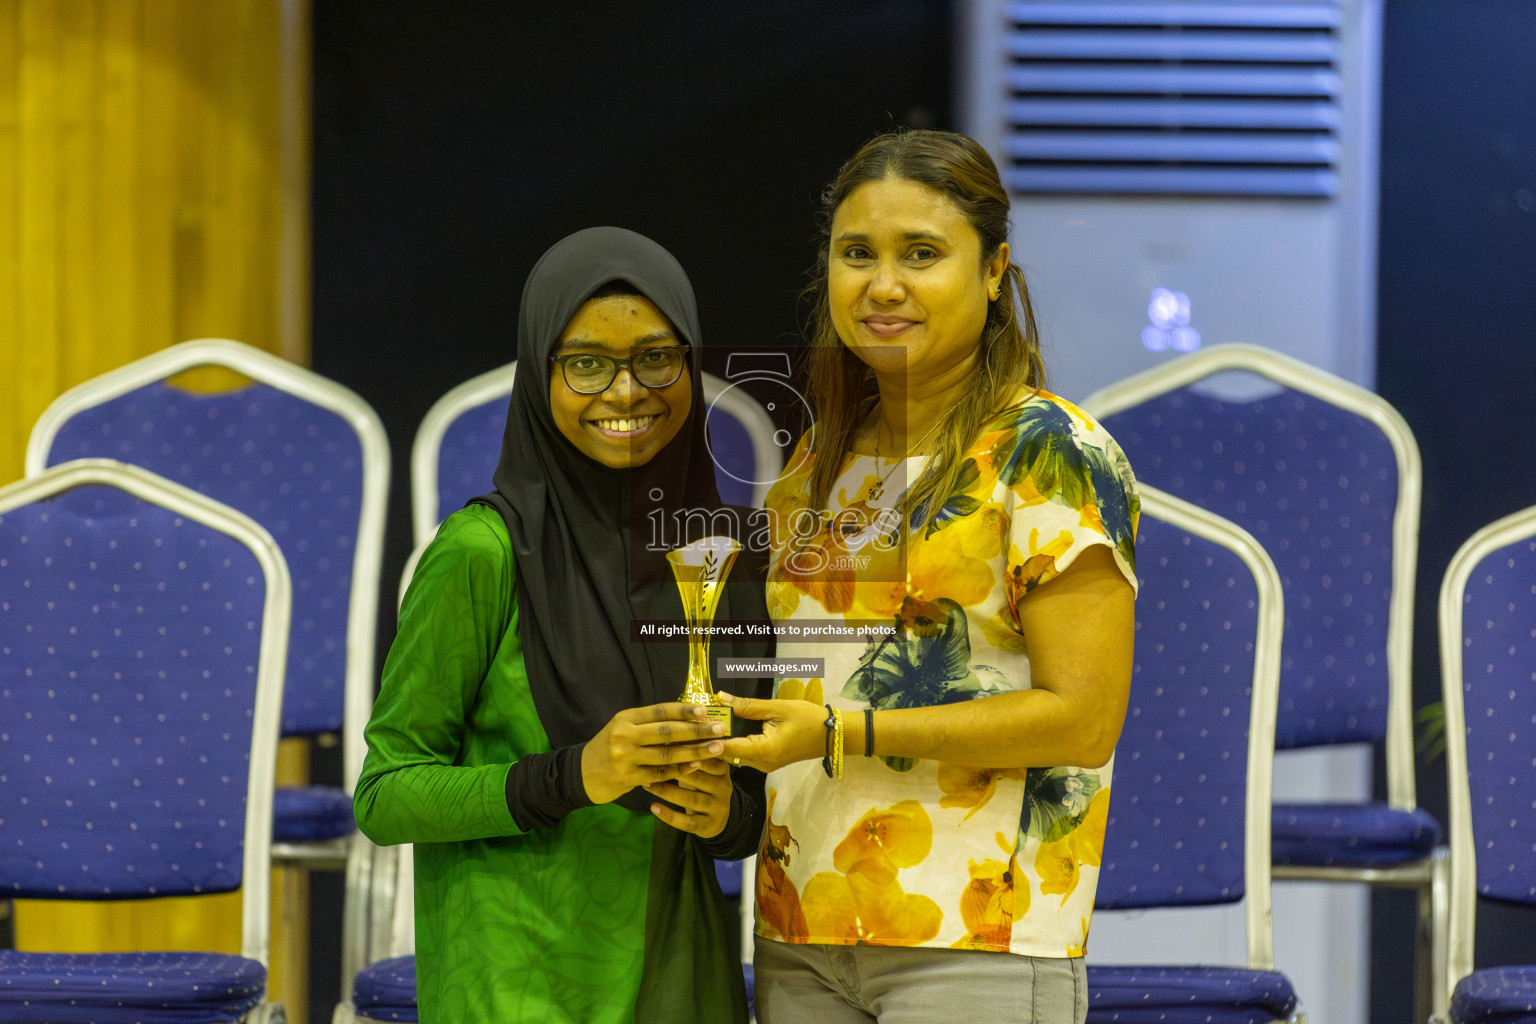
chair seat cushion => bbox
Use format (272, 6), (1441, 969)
(1271, 802), (1442, 867)
(0, 950), (264, 1023)
(1087, 965), (1298, 1024)
(714, 858), (743, 897)
(1451, 966), (1536, 1024)
(353, 956), (418, 1023)
(273, 784), (357, 842)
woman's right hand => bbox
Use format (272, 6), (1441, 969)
(580, 702), (729, 805)
(715, 692), (830, 773)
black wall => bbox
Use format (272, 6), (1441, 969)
(313, 0), (953, 625)
(1374, 2), (1536, 1023)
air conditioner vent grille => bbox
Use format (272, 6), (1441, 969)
(1005, 0), (1343, 197)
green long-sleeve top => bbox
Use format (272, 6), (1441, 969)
(354, 504), (756, 1024)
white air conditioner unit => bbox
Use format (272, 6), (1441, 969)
(959, 4), (1382, 1022)
(961, 0), (1382, 403)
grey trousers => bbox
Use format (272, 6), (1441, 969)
(754, 937), (1088, 1024)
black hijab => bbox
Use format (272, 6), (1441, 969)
(472, 227), (760, 808)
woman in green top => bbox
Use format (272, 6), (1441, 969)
(355, 227), (771, 1024)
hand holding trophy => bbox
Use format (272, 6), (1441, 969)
(666, 535), (741, 732)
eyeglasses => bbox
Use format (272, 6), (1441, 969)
(549, 345), (689, 394)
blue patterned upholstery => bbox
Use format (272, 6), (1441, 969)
(1102, 387), (1398, 750)
(1459, 534), (1536, 908)
(1097, 514), (1259, 911)
(1272, 801), (1440, 866)
(1088, 966), (1297, 1024)
(43, 381), (362, 738)
(1088, 498), (1297, 1021)
(433, 394), (505, 531)
(39, 367), (378, 850)
(1447, 528), (1536, 1024)
(353, 956), (418, 1023)
(1451, 967), (1536, 1024)
(0, 466), (280, 1022)
(0, 951), (264, 1024)
(0, 490), (263, 899)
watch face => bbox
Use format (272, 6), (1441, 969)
(705, 377), (811, 492)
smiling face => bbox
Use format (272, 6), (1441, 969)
(548, 293), (692, 469)
(827, 175), (1008, 384)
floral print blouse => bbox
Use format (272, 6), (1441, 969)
(754, 390), (1140, 957)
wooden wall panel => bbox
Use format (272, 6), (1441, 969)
(0, 0), (307, 487)
(0, 0), (312, 1018)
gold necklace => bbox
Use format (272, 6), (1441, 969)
(866, 410), (944, 502)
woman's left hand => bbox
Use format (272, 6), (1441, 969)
(645, 758), (733, 839)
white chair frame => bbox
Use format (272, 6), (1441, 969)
(26, 339), (391, 868)
(0, 459), (291, 1021)
(1083, 343), (1441, 1013)
(411, 362), (782, 547)
(1437, 504), (1536, 1009)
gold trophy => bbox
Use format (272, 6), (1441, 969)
(666, 535), (741, 731)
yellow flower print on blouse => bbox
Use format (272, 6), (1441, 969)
(1035, 788), (1111, 906)
(952, 831), (1028, 951)
(937, 763), (1030, 823)
(833, 799), (934, 887)
(802, 870), (943, 947)
(796, 799), (943, 946)
(903, 513), (1001, 610)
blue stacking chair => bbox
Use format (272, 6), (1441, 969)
(0, 460), (289, 1023)
(26, 339), (391, 868)
(409, 361), (784, 547)
(1088, 485), (1299, 1023)
(1083, 343), (1445, 1016)
(1439, 504), (1536, 1024)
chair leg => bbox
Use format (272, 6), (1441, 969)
(1430, 847), (1450, 1021)
(247, 1002), (289, 1024)
(1415, 874), (1435, 1024)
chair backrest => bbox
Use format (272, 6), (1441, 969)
(1439, 504), (1536, 990)
(1096, 485), (1283, 970)
(410, 362), (784, 547)
(25, 339), (389, 789)
(0, 459), (289, 964)
(1082, 343), (1421, 810)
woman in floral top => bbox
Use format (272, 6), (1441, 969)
(720, 131), (1139, 1023)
